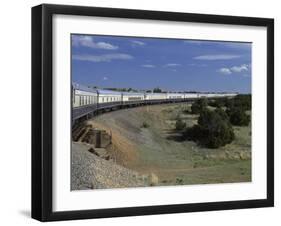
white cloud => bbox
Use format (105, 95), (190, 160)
(131, 40), (146, 46)
(142, 64), (156, 68)
(72, 53), (133, 62)
(103, 76), (108, 80)
(72, 35), (118, 50)
(164, 63), (181, 67)
(193, 54), (241, 60)
(183, 40), (251, 51)
(230, 64), (249, 72)
(218, 68), (232, 75)
(218, 64), (251, 75)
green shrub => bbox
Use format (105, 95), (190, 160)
(214, 108), (229, 121)
(184, 109), (234, 148)
(182, 106), (190, 114)
(225, 95), (251, 111)
(141, 122), (150, 128)
(184, 124), (203, 141)
(227, 107), (250, 126)
(191, 98), (208, 114)
(175, 118), (186, 131)
(176, 178), (184, 185)
(208, 98), (226, 108)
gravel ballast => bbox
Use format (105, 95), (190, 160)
(71, 142), (148, 190)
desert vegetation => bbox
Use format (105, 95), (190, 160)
(177, 95), (251, 148)
(72, 98), (251, 189)
(191, 98), (208, 114)
(184, 109), (235, 148)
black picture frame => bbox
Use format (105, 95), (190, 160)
(32, 4), (274, 222)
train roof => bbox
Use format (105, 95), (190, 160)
(146, 92), (167, 95)
(122, 91), (145, 96)
(73, 83), (239, 96)
(72, 83), (96, 93)
(97, 89), (122, 95)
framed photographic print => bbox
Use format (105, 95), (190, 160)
(32, 4), (274, 221)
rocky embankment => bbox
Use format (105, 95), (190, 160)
(71, 142), (148, 190)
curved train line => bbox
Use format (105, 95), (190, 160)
(72, 83), (237, 126)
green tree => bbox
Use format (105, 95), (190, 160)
(153, 87), (162, 93)
(184, 109), (234, 148)
(191, 98), (208, 114)
(225, 95), (251, 111)
(208, 98), (227, 108)
(175, 118), (186, 131)
(227, 107), (250, 126)
(214, 108), (229, 121)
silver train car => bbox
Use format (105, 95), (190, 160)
(72, 83), (237, 123)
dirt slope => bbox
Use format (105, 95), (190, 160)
(81, 103), (251, 186)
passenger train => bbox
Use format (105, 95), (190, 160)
(72, 83), (237, 124)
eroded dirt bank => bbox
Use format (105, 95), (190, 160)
(72, 103), (251, 189)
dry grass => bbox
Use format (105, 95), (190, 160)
(85, 103), (251, 187)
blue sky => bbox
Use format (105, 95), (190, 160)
(71, 34), (252, 93)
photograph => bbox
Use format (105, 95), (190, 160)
(31, 3), (274, 221)
(71, 34), (252, 190)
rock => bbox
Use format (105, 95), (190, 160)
(104, 155), (110, 160)
(239, 151), (251, 160)
(149, 173), (159, 186)
(72, 143), (148, 190)
(88, 147), (100, 156)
